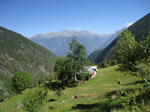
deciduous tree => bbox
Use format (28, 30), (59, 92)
(116, 29), (150, 84)
(12, 71), (33, 93)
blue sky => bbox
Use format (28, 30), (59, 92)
(0, 0), (150, 37)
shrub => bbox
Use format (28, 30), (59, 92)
(117, 88), (142, 111)
(12, 71), (33, 93)
(22, 86), (48, 112)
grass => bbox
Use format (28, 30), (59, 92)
(0, 66), (148, 112)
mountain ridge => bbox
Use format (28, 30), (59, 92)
(30, 30), (118, 56)
(0, 26), (56, 101)
(31, 30), (114, 39)
(89, 13), (150, 63)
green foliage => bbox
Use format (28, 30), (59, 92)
(98, 59), (117, 68)
(89, 13), (150, 64)
(22, 86), (48, 112)
(128, 13), (150, 40)
(68, 38), (88, 71)
(100, 86), (150, 111)
(77, 72), (91, 80)
(116, 29), (138, 72)
(99, 60), (111, 68)
(0, 26), (56, 99)
(137, 85), (150, 105)
(38, 77), (46, 85)
(54, 57), (74, 86)
(116, 29), (150, 84)
(54, 38), (89, 86)
(99, 59), (118, 68)
(111, 59), (118, 66)
(54, 56), (67, 80)
(12, 71), (33, 93)
(0, 73), (12, 99)
(135, 60), (150, 84)
(36, 74), (54, 87)
(67, 38), (89, 83)
(117, 89), (141, 111)
(114, 86), (150, 111)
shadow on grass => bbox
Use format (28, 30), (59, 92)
(48, 99), (57, 102)
(123, 80), (145, 86)
(72, 99), (122, 112)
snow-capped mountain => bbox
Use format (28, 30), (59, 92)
(30, 30), (117, 56)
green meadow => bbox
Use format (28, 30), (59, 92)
(0, 66), (149, 112)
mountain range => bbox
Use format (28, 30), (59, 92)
(30, 30), (118, 56)
(89, 13), (150, 63)
(0, 26), (56, 101)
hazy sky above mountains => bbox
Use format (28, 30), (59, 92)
(0, 0), (150, 37)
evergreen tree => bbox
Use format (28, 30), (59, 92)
(54, 38), (89, 86)
(67, 38), (88, 82)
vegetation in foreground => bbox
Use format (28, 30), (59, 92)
(0, 66), (150, 112)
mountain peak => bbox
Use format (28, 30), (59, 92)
(30, 30), (118, 56)
(31, 30), (98, 39)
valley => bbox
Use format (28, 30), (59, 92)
(0, 1), (150, 111)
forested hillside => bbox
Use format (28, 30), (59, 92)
(89, 13), (150, 63)
(0, 26), (56, 100)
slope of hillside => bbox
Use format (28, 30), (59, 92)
(89, 13), (150, 63)
(0, 26), (56, 100)
(0, 66), (144, 112)
(30, 30), (117, 56)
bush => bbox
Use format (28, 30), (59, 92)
(116, 88), (147, 111)
(22, 86), (48, 112)
(12, 71), (33, 93)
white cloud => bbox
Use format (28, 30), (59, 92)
(125, 22), (134, 28)
(76, 27), (80, 31)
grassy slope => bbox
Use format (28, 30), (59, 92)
(0, 66), (145, 112)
